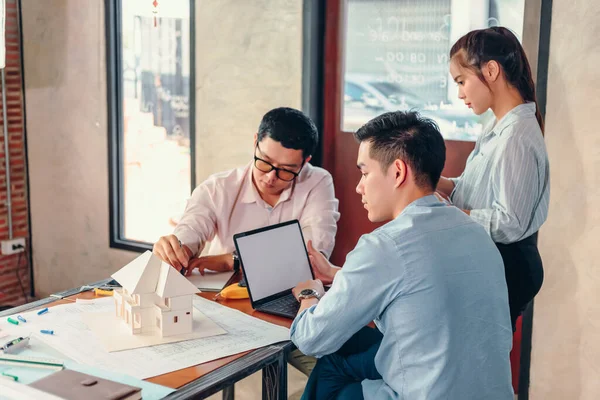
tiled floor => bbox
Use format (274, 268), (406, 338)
(206, 364), (307, 400)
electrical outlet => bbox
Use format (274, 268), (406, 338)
(1, 238), (26, 255)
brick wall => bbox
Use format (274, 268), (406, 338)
(0, 0), (31, 308)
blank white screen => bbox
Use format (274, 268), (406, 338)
(236, 222), (313, 301)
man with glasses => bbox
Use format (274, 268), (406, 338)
(153, 107), (339, 376)
(154, 106), (339, 278)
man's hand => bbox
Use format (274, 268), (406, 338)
(292, 279), (325, 301)
(187, 254), (234, 276)
(153, 235), (193, 270)
(306, 240), (340, 285)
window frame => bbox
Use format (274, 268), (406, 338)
(301, 0), (327, 167)
(105, 0), (196, 252)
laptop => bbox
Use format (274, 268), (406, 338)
(233, 220), (314, 319)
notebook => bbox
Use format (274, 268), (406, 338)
(29, 369), (142, 400)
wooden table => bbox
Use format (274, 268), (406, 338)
(0, 278), (295, 400)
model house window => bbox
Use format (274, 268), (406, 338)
(341, 0), (526, 141)
(174, 316), (178, 323)
(107, 0), (194, 250)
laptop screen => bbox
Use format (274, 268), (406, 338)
(234, 220), (313, 302)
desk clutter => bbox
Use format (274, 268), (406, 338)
(0, 335), (172, 400)
(2, 366), (143, 400)
(0, 252), (291, 397)
(0, 294), (290, 398)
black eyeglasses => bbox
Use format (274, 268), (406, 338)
(253, 145), (303, 182)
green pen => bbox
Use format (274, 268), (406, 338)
(1, 371), (18, 381)
(7, 317), (19, 325)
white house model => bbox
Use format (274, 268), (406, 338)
(111, 251), (200, 337)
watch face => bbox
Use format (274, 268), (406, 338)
(299, 289), (314, 296)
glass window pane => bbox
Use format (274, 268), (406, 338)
(342, 0), (525, 140)
(120, 0), (192, 243)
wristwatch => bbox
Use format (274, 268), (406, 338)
(232, 250), (240, 271)
(297, 288), (321, 301)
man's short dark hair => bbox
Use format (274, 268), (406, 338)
(257, 107), (318, 159)
(354, 111), (446, 190)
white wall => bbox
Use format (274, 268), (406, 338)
(530, 0), (600, 398)
(21, 0), (136, 296)
(167, 295), (191, 311)
(194, 0), (302, 183)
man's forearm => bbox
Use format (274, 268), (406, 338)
(298, 298), (319, 314)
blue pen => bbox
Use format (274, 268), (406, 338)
(40, 329), (54, 335)
(37, 308), (49, 315)
(16, 315), (26, 323)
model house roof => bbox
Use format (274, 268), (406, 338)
(155, 263), (200, 298)
(111, 251), (199, 297)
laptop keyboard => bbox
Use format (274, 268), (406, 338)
(263, 293), (299, 315)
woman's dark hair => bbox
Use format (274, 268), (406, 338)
(450, 26), (544, 134)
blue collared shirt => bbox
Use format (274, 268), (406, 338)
(450, 102), (550, 244)
(291, 196), (513, 400)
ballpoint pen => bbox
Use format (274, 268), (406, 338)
(178, 240), (188, 275)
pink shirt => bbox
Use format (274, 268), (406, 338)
(174, 162), (340, 258)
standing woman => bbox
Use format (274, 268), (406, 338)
(436, 27), (550, 330)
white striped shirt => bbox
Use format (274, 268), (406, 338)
(449, 102), (550, 244)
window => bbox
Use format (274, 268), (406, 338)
(174, 316), (178, 323)
(108, 1), (306, 252)
(342, 0), (526, 141)
(107, 0), (195, 250)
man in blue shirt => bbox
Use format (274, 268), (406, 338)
(291, 111), (513, 399)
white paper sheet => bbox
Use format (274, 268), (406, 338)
(0, 297), (290, 379)
(0, 335), (174, 400)
(187, 270), (234, 291)
(82, 307), (226, 352)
